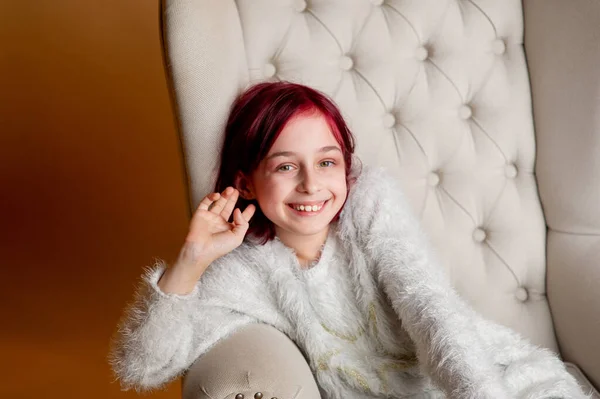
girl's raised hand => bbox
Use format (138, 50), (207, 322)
(177, 187), (256, 273)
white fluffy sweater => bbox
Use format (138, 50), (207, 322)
(109, 166), (587, 398)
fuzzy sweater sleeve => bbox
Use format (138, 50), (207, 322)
(341, 166), (512, 398)
(108, 256), (265, 392)
(473, 318), (589, 398)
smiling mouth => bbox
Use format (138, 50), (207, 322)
(287, 200), (329, 213)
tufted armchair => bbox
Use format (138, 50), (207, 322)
(158, 0), (600, 398)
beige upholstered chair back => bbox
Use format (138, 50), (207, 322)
(160, 0), (600, 387)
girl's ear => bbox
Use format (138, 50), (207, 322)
(234, 172), (255, 200)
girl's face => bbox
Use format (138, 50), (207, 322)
(250, 112), (348, 240)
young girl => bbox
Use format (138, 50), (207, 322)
(109, 82), (587, 398)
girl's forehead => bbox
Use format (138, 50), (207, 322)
(271, 113), (338, 150)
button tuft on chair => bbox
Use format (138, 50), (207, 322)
(254, 393), (264, 399)
(427, 172), (440, 187)
(505, 164), (518, 178)
(415, 46), (429, 61)
(235, 395), (244, 399)
(294, 0), (307, 12)
(515, 287), (529, 302)
(263, 63), (277, 78)
(339, 55), (354, 71)
(458, 104), (473, 120)
(382, 113), (396, 128)
(473, 227), (487, 243)
(492, 38), (506, 55)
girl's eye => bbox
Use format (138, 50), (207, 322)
(319, 160), (335, 168)
(277, 164), (294, 172)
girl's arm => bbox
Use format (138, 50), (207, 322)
(473, 318), (589, 398)
(342, 166), (510, 398)
(108, 258), (269, 392)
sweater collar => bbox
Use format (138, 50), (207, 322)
(269, 223), (338, 277)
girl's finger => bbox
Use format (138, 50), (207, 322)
(220, 189), (239, 221)
(197, 193), (220, 211)
(231, 208), (250, 237)
(241, 204), (256, 222)
(210, 187), (233, 214)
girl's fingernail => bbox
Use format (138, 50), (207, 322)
(226, 187), (234, 194)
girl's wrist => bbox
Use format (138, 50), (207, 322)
(157, 263), (205, 295)
(177, 241), (214, 268)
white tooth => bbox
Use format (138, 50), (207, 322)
(299, 205), (304, 211)
(311, 205), (318, 212)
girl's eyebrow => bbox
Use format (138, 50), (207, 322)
(266, 146), (341, 160)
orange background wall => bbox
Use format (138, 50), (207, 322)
(1, 1), (188, 398)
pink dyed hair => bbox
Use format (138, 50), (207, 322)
(214, 81), (357, 244)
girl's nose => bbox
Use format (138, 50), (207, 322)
(298, 169), (320, 194)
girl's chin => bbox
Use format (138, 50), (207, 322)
(296, 216), (335, 232)
(275, 220), (332, 238)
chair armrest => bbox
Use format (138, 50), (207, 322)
(566, 362), (600, 399)
(182, 323), (321, 399)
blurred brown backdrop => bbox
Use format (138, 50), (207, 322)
(1, 1), (189, 398)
